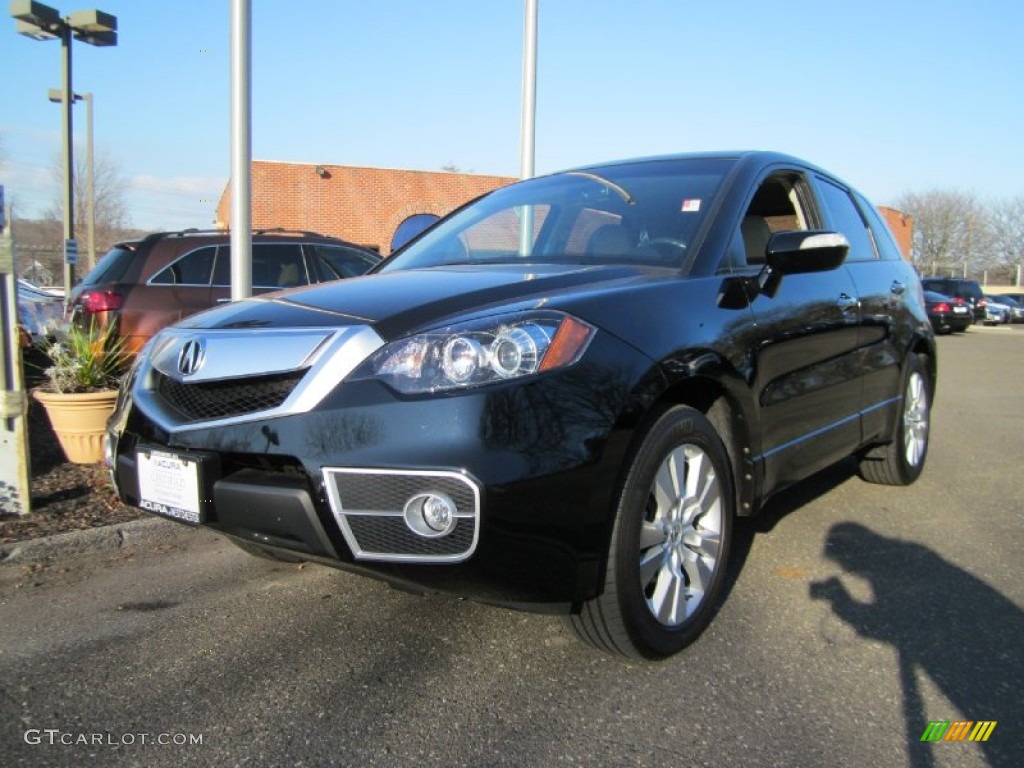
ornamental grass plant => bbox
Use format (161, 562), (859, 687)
(37, 319), (128, 394)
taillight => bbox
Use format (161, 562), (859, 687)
(934, 302), (950, 313)
(79, 289), (124, 313)
(978, 298), (987, 308)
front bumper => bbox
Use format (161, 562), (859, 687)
(107, 330), (655, 610)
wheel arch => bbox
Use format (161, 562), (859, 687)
(611, 359), (759, 522)
(911, 333), (937, 398)
(656, 374), (758, 518)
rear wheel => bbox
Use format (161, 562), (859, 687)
(859, 354), (930, 486)
(565, 406), (734, 659)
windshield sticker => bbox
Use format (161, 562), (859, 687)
(681, 199), (702, 213)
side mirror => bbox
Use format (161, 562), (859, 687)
(718, 230), (851, 308)
(765, 230), (849, 275)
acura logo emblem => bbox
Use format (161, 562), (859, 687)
(177, 338), (206, 377)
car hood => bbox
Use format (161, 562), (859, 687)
(175, 263), (653, 340)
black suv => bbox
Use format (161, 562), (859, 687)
(68, 229), (379, 355)
(108, 152), (935, 659)
(920, 277), (987, 322)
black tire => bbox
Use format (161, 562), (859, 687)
(858, 354), (931, 486)
(565, 406), (734, 660)
(230, 538), (305, 563)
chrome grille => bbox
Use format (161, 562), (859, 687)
(156, 369), (305, 422)
(323, 468), (480, 563)
(346, 516), (475, 557)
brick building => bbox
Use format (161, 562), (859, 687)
(878, 206), (913, 260)
(215, 161), (516, 254)
(214, 160), (914, 261)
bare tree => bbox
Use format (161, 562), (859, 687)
(987, 196), (1024, 280)
(893, 190), (992, 276)
(45, 147), (131, 271)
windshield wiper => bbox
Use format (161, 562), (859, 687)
(566, 171), (635, 204)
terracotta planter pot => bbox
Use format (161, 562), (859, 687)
(33, 389), (118, 464)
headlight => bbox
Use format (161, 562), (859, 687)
(363, 312), (595, 394)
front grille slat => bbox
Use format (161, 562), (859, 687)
(156, 370), (305, 422)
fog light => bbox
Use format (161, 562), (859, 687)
(404, 492), (458, 538)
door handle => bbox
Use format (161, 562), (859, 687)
(216, 298), (232, 304)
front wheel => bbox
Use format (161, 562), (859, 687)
(565, 406), (734, 660)
(858, 353), (931, 486)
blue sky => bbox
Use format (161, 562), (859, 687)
(1, 0), (1021, 231)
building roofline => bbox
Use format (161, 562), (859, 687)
(251, 158), (516, 181)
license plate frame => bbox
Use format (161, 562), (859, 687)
(136, 447), (213, 525)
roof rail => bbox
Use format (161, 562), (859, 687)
(252, 227), (328, 238)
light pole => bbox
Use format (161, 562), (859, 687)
(519, 0), (538, 181)
(10, 0), (116, 298)
(518, 0), (538, 257)
(48, 89), (94, 272)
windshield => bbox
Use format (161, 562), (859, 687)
(381, 157), (733, 273)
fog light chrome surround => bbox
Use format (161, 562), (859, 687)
(404, 492), (458, 538)
(323, 467), (481, 563)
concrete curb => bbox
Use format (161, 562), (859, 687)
(0, 516), (195, 565)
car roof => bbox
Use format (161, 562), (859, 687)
(565, 150), (833, 179)
(112, 228), (372, 252)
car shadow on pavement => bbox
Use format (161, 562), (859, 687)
(809, 522), (1023, 768)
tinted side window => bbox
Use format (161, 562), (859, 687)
(312, 245), (378, 281)
(150, 246), (217, 285)
(255, 244), (307, 287)
(853, 192), (904, 262)
(215, 244), (309, 288)
(82, 245), (138, 285)
(816, 179), (876, 262)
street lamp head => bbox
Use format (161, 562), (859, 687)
(47, 87), (83, 102)
(66, 8), (114, 31)
(72, 27), (115, 45)
(10, 3), (118, 46)
(14, 16), (57, 39)
(68, 8), (116, 46)
(10, 0), (60, 27)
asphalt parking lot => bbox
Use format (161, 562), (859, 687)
(0, 326), (1021, 768)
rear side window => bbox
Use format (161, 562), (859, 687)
(816, 179), (876, 262)
(312, 245), (379, 280)
(150, 246), (217, 285)
(853, 192), (904, 261)
(81, 245), (138, 285)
